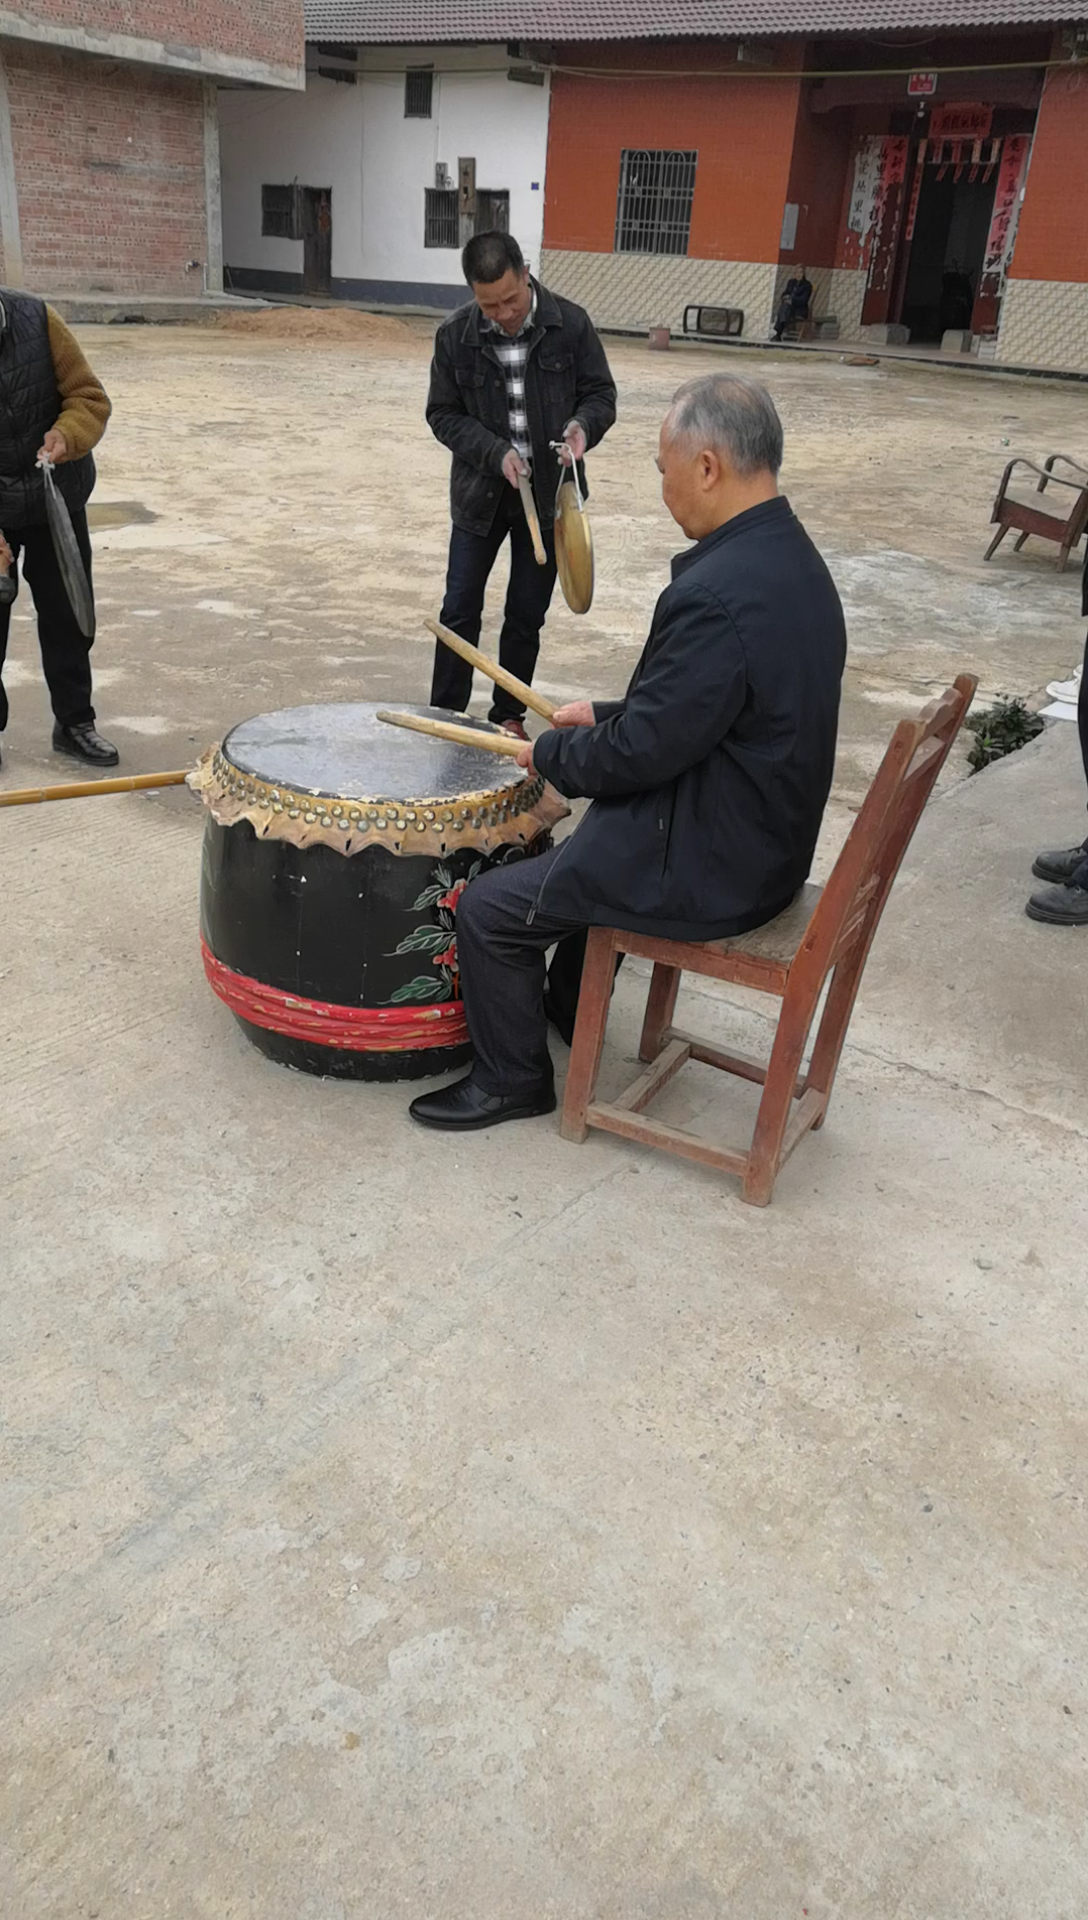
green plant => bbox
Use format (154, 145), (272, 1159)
(964, 694), (1045, 774)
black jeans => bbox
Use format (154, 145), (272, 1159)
(0, 511), (96, 732)
(1074, 627), (1088, 886)
(432, 490), (557, 724)
(455, 846), (591, 1094)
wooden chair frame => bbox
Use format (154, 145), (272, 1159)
(985, 453), (1088, 571)
(560, 676), (978, 1207)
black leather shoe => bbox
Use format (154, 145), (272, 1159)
(1025, 882), (1088, 926)
(53, 722), (119, 767)
(409, 1073), (556, 1131)
(1032, 844), (1088, 884)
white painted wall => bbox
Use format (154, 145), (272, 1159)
(219, 45), (551, 297)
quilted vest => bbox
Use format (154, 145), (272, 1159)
(0, 289), (95, 527)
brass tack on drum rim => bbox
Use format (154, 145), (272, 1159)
(304, 811), (316, 824)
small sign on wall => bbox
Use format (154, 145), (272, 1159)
(930, 102), (993, 139)
(907, 71), (939, 96)
(780, 202), (799, 251)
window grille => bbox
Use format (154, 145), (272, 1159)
(261, 184), (300, 240)
(615, 149), (697, 256)
(424, 188), (459, 248)
(405, 68), (434, 117)
(475, 190), (510, 233)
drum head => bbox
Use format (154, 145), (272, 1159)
(554, 481), (594, 615)
(222, 702), (527, 803)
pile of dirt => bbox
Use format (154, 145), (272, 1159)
(215, 306), (417, 347)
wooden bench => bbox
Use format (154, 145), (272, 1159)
(560, 677), (977, 1206)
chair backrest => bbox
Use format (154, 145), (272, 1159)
(793, 674), (978, 993)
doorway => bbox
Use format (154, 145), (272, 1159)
(898, 164), (997, 342)
(302, 187), (332, 295)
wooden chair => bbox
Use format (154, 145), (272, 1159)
(985, 452), (1088, 571)
(560, 676), (977, 1207)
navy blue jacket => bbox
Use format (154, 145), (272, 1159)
(530, 496), (847, 941)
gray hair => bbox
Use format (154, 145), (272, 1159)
(665, 373), (784, 477)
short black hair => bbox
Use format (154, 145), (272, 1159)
(462, 230), (525, 287)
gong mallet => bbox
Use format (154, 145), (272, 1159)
(0, 769), (190, 808)
(516, 471), (548, 568)
(375, 710), (526, 758)
(425, 617), (557, 722)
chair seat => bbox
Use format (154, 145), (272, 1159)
(704, 882), (823, 967)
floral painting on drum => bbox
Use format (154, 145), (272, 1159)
(386, 859), (484, 1004)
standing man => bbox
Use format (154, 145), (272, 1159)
(0, 286), (118, 768)
(426, 230), (617, 740)
(409, 374), (847, 1132)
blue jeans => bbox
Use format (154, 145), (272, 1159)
(431, 491), (557, 723)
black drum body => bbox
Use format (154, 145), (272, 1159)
(193, 703), (559, 1081)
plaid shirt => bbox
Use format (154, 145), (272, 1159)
(485, 288), (537, 464)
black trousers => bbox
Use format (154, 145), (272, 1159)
(1074, 627), (1088, 886)
(455, 846), (591, 1094)
(432, 490), (557, 724)
(0, 511), (96, 732)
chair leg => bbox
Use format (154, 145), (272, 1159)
(639, 963), (681, 1062)
(559, 928), (618, 1143)
(984, 524), (1008, 560)
(1058, 543), (1072, 572)
(1013, 531), (1029, 551)
(742, 1006), (812, 1207)
(804, 955), (869, 1129)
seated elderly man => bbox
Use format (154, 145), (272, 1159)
(410, 372), (847, 1132)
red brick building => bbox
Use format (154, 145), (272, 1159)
(325, 0), (1088, 372)
(0, 1), (304, 296)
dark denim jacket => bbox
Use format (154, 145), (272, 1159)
(425, 279), (617, 535)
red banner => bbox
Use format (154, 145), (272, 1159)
(930, 102), (992, 140)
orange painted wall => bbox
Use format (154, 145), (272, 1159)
(779, 90), (855, 268)
(543, 45), (803, 262)
(1008, 63), (1088, 283)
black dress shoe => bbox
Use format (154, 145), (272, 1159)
(1032, 844), (1088, 884)
(409, 1073), (556, 1131)
(1025, 882), (1088, 926)
(53, 722), (119, 767)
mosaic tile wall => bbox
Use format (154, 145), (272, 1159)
(996, 278), (1088, 373)
(539, 249), (778, 341)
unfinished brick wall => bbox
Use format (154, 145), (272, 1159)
(10, 0), (303, 72)
(3, 44), (207, 295)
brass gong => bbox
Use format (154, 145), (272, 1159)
(553, 462), (594, 615)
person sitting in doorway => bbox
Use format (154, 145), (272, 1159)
(408, 373), (847, 1133)
(772, 268), (814, 342)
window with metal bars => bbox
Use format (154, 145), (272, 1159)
(424, 188), (459, 248)
(261, 184), (300, 240)
(615, 149), (697, 256)
(405, 67), (434, 117)
(475, 189), (509, 233)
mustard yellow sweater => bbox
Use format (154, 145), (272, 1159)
(45, 307), (111, 457)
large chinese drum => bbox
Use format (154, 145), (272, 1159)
(190, 702), (561, 1080)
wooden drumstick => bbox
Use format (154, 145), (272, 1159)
(0, 769), (190, 808)
(375, 710), (526, 758)
(516, 471), (548, 567)
(425, 617), (557, 721)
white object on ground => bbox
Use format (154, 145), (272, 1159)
(1046, 666), (1082, 702)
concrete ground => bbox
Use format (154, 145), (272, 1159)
(3, 322), (1088, 1917)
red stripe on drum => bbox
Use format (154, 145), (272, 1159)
(200, 937), (470, 1053)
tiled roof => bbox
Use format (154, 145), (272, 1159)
(304, 0), (1080, 41)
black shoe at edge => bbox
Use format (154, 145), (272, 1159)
(1031, 844), (1088, 884)
(409, 1073), (556, 1131)
(1025, 882), (1088, 926)
(52, 722), (120, 767)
